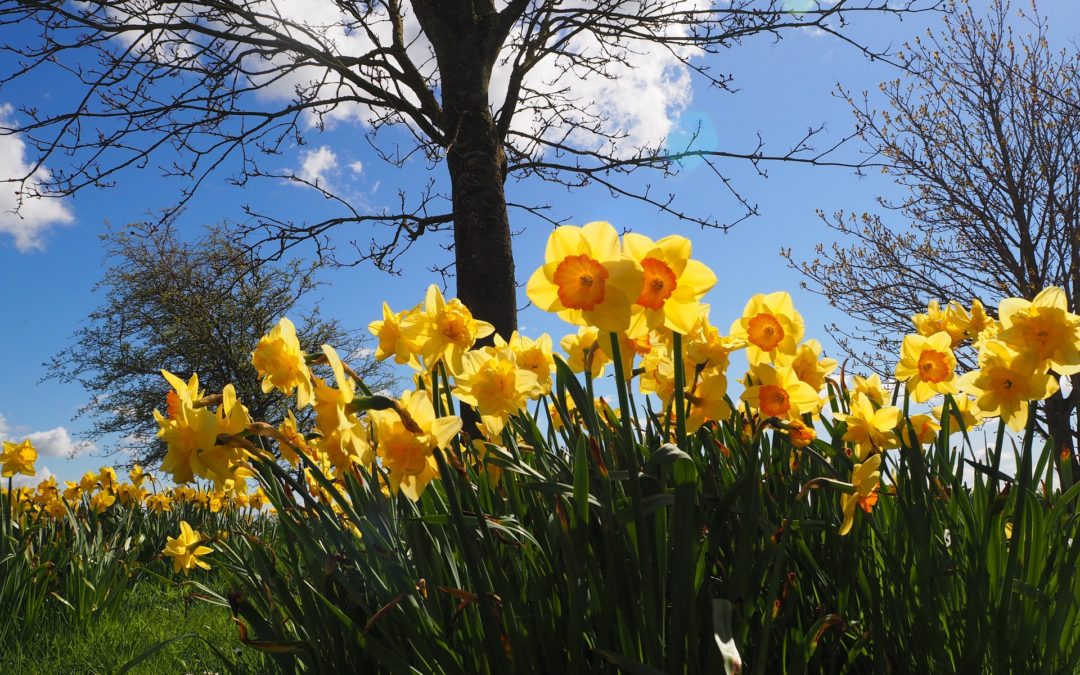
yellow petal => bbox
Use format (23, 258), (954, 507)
(621, 232), (656, 262)
(581, 221), (620, 260)
(546, 225), (586, 263)
(526, 264), (562, 311)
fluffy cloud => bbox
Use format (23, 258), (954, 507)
(0, 104), (75, 251)
(295, 145), (338, 187)
(25, 426), (92, 459)
(0, 412), (9, 438)
(12, 465), (52, 489)
(244, 1), (697, 158)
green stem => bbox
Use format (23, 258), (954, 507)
(672, 333), (687, 446)
(609, 332), (660, 664)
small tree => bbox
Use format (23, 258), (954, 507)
(46, 221), (397, 466)
(786, 0), (1079, 468)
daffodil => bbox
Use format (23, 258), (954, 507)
(897, 414), (941, 447)
(527, 221), (644, 332)
(959, 340), (1059, 431)
(560, 327), (612, 379)
(932, 395), (983, 432)
(895, 332), (958, 403)
(129, 465), (147, 487)
(409, 285), (494, 374)
(370, 390), (462, 501)
(79, 471), (98, 492)
(453, 347), (539, 438)
(851, 373), (889, 406)
(740, 364), (820, 421)
(620, 233), (716, 334)
(639, 343), (676, 407)
(0, 439), (37, 478)
(495, 332), (555, 395)
(784, 418), (816, 448)
(163, 520), (213, 575)
(684, 313), (745, 375)
(686, 371), (732, 432)
(368, 301), (421, 368)
(965, 299), (993, 341)
(155, 371), (219, 484)
(912, 300), (950, 338)
(252, 317), (315, 408)
(777, 339), (837, 415)
(997, 286), (1080, 375)
(90, 490), (116, 513)
(276, 410), (310, 467)
(840, 453), (882, 536)
(730, 292), (805, 366)
(834, 392), (900, 460)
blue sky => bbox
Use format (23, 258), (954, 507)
(1, 3), (1077, 485)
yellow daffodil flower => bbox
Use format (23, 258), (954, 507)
(252, 317), (315, 408)
(371, 390), (462, 501)
(154, 371), (219, 485)
(639, 343), (676, 407)
(784, 418), (816, 448)
(895, 332), (959, 403)
(997, 286), (1080, 375)
(620, 233), (716, 335)
(851, 373), (889, 406)
(526, 221), (644, 332)
(409, 285), (494, 374)
(730, 292), (805, 366)
(560, 326), (612, 379)
(495, 332), (555, 395)
(686, 371), (732, 432)
(912, 299), (950, 337)
(840, 453), (882, 536)
(0, 439), (37, 478)
(453, 347), (539, 438)
(683, 313), (745, 375)
(834, 392), (900, 460)
(163, 520), (213, 575)
(932, 395), (983, 432)
(368, 301), (422, 368)
(897, 414), (941, 447)
(959, 340), (1059, 431)
(741, 364), (820, 421)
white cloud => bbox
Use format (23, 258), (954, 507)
(234, 0), (698, 158)
(25, 426), (92, 459)
(0, 412), (9, 438)
(347, 346), (373, 361)
(489, 1), (704, 156)
(0, 104), (75, 251)
(94, 2), (701, 174)
(12, 465), (52, 489)
(348, 160), (364, 175)
(295, 145), (338, 187)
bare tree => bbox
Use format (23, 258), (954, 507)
(786, 0), (1080, 467)
(45, 221), (397, 466)
(1, 0), (935, 338)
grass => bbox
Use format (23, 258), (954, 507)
(0, 575), (275, 674)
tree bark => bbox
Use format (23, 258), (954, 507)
(445, 100), (517, 341)
(412, 1), (518, 341)
(1046, 374), (1080, 484)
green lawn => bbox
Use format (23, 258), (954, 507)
(1, 578), (273, 674)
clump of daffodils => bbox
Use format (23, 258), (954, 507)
(130, 220), (1079, 549)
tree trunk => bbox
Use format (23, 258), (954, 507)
(445, 99), (517, 341)
(411, 1), (519, 341)
(1046, 373), (1080, 484)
